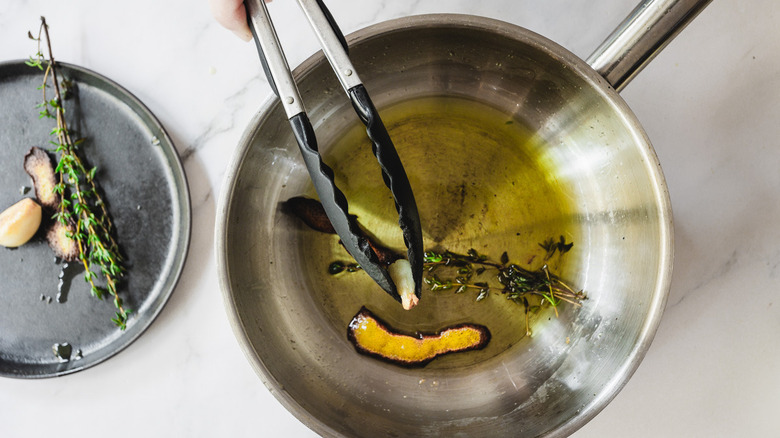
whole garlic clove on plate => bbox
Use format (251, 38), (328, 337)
(0, 198), (42, 248)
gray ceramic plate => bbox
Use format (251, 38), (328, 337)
(0, 61), (190, 378)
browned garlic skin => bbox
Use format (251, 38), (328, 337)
(24, 147), (59, 210)
(46, 219), (79, 261)
(0, 198), (42, 248)
(23, 146), (78, 261)
(284, 196), (402, 265)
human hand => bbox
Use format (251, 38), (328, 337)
(210, 0), (272, 41)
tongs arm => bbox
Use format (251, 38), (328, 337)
(296, 0), (424, 298)
(244, 0), (423, 304)
(244, 0), (303, 119)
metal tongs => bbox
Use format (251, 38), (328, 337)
(244, 0), (424, 305)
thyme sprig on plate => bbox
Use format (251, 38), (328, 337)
(423, 237), (585, 336)
(27, 17), (130, 330)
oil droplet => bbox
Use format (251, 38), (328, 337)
(56, 262), (68, 303)
(52, 343), (72, 362)
(56, 262), (79, 303)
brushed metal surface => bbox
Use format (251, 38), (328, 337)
(218, 13), (673, 438)
(587, 0), (713, 91)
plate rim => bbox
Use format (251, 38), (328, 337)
(0, 59), (192, 379)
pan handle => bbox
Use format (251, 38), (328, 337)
(586, 0), (712, 92)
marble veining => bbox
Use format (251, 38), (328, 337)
(179, 74), (264, 163)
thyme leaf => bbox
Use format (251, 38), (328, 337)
(539, 235), (574, 261)
(328, 261), (360, 275)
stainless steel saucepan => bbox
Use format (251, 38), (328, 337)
(217, 0), (710, 436)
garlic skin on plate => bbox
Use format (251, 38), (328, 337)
(0, 198), (42, 248)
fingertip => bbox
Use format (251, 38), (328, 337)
(210, 0), (253, 41)
(234, 28), (253, 42)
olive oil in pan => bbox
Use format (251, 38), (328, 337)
(301, 96), (580, 369)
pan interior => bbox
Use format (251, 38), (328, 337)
(303, 94), (579, 369)
(221, 15), (671, 438)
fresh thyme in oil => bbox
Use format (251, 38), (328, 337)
(27, 17), (130, 330)
(423, 237), (585, 335)
(329, 235), (586, 336)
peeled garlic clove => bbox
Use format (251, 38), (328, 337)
(0, 198), (42, 248)
(388, 258), (419, 310)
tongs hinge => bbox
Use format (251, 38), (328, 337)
(296, 0), (363, 92)
(245, 0), (305, 118)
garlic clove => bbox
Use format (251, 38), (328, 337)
(388, 258), (419, 310)
(0, 198), (42, 248)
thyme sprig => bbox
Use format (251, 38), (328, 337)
(27, 17), (130, 330)
(423, 237), (585, 336)
(328, 261), (361, 275)
(327, 233), (586, 336)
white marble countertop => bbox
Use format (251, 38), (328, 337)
(1, 0), (778, 436)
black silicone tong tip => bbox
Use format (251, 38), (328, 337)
(348, 85), (424, 298)
(289, 112), (402, 303)
(244, 0), (423, 303)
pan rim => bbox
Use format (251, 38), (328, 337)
(216, 13), (674, 437)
